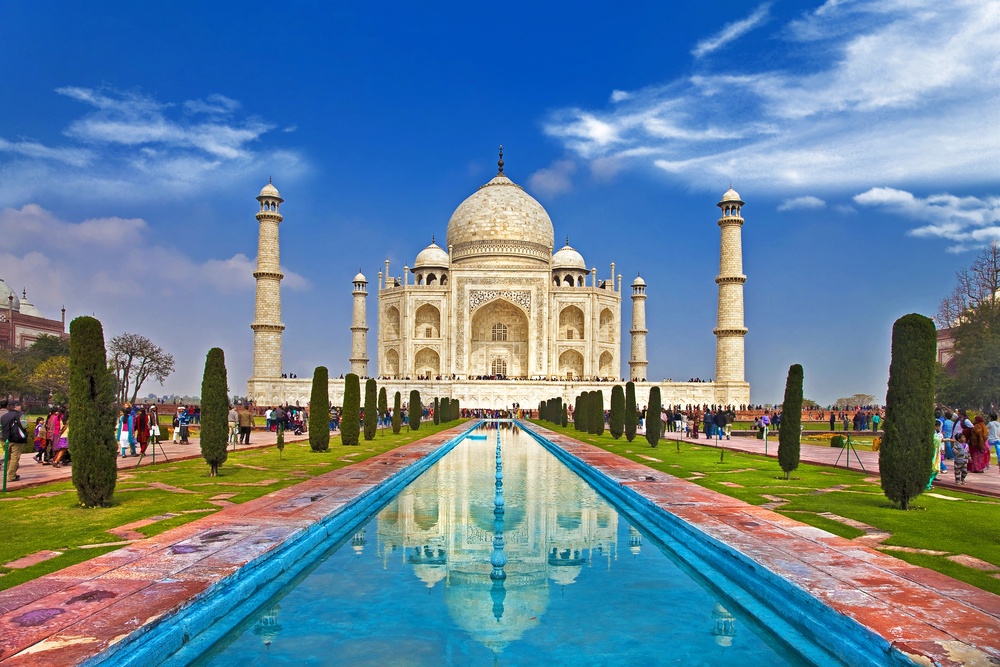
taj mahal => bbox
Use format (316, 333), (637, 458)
(246, 150), (750, 409)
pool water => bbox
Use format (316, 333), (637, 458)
(193, 423), (813, 666)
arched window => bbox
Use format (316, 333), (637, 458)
(553, 276), (561, 287)
(440, 274), (447, 285)
(491, 322), (508, 341)
(564, 274), (573, 286)
(416, 273), (424, 285)
(577, 276), (584, 287)
(491, 358), (507, 376)
(427, 273), (437, 285)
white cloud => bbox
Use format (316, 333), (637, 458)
(853, 186), (1000, 250)
(0, 86), (305, 205)
(833, 204), (856, 214)
(610, 90), (632, 103)
(778, 195), (826, 211)
(543, 0), (999, 195)
(693, 3), (772, 58)
(528, 160), (577, 196)
(282, 124), (298, 133)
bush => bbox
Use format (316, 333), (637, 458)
(625, 382), (637, 442)
(309, 366), (330, 451)
(593, 390), (605, 436)
(410, 390), (421, 430)
(831, 435), (846, 448)
(778, 364), (804, 479)
(609, 385), (624, 439)
(69, 316), (117, 507)
(881, 314), (936, 510)
(341, 373), (360, 446)
(433, 397), (440, 425)
(392, 391), (402, 434)
(363, 379), (378, 440)
(645, 386), (661, 447)
(200, 348), (229, 477)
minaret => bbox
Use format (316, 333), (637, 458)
(629, 275), (648, 381)
(714, 185), (748, 383)
(251, 179), (284, 379)
(350, 270), (369, 376)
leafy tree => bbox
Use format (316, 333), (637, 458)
(30, 356), (69, 402)
(392, 391), (402, 433)
(624, 381), (637, 442)
(433, 397), (440, 425)
(200, 348), (229, 477)
(341, 373), (360, 446)
(108, 333), (175, 405)
(833, 394), (877, 409)
(378, 387), (388, 433)
(609, 385), (624, 439)
(802, 398), (820, 409)
(645, 386), (661, 447)
(881, 314), (936, 510)
(309, 366), (330, 451)
(410, 390), (422, 430)
(363, 379), (378, 440)
(778, 365), (803, 479)
(0, 353), (23, 397)
(561, 403), (568, 427)
(69, 317), (117, 507)
(593, 390), (605, 436)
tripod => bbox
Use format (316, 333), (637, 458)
(135, 438), (171, 468)
(833, 433), (866, 472)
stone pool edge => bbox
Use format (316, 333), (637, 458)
(0, 421), (481, 667)
(519, 421), (1000, 667)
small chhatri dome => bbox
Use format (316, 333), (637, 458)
(719, 182), (743, 205)
(258, 176), (282, 200)
(18, 289), (42, 318)
(414, 237), (449, 268)
(0, 279), (20, 312)
(632, 274), (646, 287)
(353, 270), (367, 283)
(551, 238), (586, 270)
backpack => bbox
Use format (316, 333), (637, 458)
(6, 413), (27, 444)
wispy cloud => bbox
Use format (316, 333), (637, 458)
(528, 160), (577, 196)
(282, 124), (298, 133)
(693, 3), (772, 58)
(854, 187), (1000, 251)
(0, 86), (304, 205)
(778, 195), (826, 211)
(543, 0), (999, 195)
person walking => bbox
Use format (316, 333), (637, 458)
(148, 405), (160, 446)
(117, 406), (135, 458)
(44, 408), (61, 465)
(173, 406), (190, 444)
(1, 400), (27, 483)
(237, 405), (255, 444)
(872, 411), (881, 433)
(228, 404), (239, 445)
(951, 433), (970, 485)
(135, 407), (150, 456)
(52, 414), (70, 468)
(987, 413), (1000, 471)
(968, 415), (990, 473)
(829, 411), (836, 431)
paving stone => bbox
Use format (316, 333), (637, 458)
(3, 551), (63, 569)
(947, 554), (1000, 571)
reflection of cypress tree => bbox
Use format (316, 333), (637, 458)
(363, 379), (378, 440)
(625, 381), (637, 442)
(341, 374), (360, 446)
(69, 317), (116, 506)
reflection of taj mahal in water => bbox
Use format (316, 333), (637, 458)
(246, 151), (751, 409)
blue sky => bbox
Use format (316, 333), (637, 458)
(1, 0), (996, 403)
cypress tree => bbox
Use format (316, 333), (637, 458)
(539, 400), (546, 422)
(200, 348), (229, 477)
(433, 397), (440, 425)
(378, 386), (388, 434)
(645, 386), (661, 447)
(363, 379), (378, 440)
(441, 397), (450, 423)
(454, 399), (460, 421)
(410, 390), (422, 430)
(593, 390), (605, 436)
(69, 316), (117, 507)
(555, 398), (562, 424)
(624, 381), (637, 442)
(578, 393), (589, 433)
(309, 366), (330, 451)
(881, 314), (936, 510)
(341, 373), (361, 446)
(561, 403), (568, 427)
(392, 391), (402, 433)
(609, 385), (625, 439)
(778, 365), (804, 479)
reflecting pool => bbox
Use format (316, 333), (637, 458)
(195, 423), (811, 666)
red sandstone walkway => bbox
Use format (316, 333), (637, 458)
(2, 430), (322, 492)
(527, 423), (1000, 666)
(657, 430), (1000, 498)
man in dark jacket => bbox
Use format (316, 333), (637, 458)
(703, 410), (714, 439)
(1, 400), (26, 482)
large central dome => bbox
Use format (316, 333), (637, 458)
(446, 171), (554, 267)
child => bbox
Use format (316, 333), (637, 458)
(52, 416), (69, 468)
(951, 432), (970, 485)
(32, 417), (45, 463)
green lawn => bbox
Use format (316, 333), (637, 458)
(0, 420), (465, 591)
(531, 421), (1000, 596)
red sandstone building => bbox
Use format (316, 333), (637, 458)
(0, 280), (67, 351)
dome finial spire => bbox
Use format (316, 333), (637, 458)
(497, 145), (504, 174)
(432, 234), (435, 244)
(269, 175), (272, 184)
(566, 236), (569, 246)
